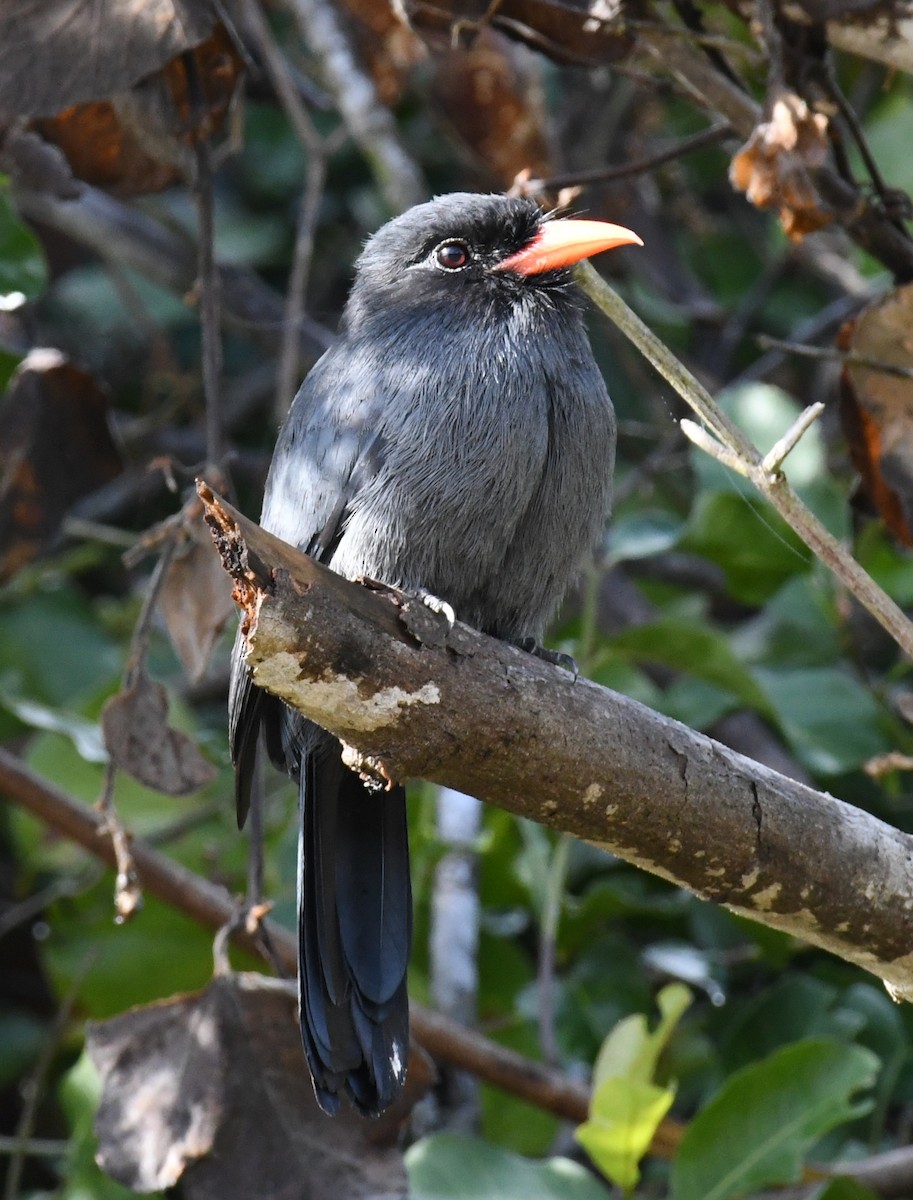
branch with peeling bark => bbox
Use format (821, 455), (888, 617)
(198, 481), (913, 1006)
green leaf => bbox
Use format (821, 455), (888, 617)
(0, 345), (21, 388)
(753, 666), (890, 775)
(406, 1134), (611, 1200)
(672, 1039), (879, 1200)
(0, 181), (47, 299)
(592, 983), (692, 1087)
(1, 693), (107, 762)
(682, 492), (811, 605)
(608, 510), (684, 563)
(611, 617), (771, 713)
(576, 1079), (674, 1192)
(575, 985), (690, 1191)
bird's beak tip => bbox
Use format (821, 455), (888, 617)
(498, 218), (643, 276)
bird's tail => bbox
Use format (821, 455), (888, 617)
(297, 737), (412, 1117)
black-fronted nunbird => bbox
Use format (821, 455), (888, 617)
(229, 192), (641, 1117)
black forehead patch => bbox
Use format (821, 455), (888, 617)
(357, 193), (544, 273)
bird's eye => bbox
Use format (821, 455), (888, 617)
(435, 241), (469, 270)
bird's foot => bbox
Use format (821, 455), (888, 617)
(417, 589), (456, 631)
(514, 637), (579, 680)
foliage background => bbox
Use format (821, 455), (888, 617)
(2, 1), (913, 1196)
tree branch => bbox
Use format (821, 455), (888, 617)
(199, 482), (913, 1006)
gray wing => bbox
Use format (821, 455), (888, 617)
(228, 351), (385, 826)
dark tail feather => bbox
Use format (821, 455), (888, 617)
(297, 737), (412, 1116)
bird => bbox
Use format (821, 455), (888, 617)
(229, 192), (641, 1117)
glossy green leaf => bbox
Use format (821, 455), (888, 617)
(406, 1134), (611, 1200)
(575, 985), (690, 1191)
(576, 1079), (674, 1192)
(753, 666), (890, 775)
(682, 492), (811, 605)
(611, 617), (771, 712)
(672, 1039), (879, 1200)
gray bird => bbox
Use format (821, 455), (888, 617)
(229, 192), (640, 1116)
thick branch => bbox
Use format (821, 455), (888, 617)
(200, 483), (913, 1004)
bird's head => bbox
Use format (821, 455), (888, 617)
(344, 193), (641, 334)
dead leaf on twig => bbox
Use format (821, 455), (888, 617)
(839, 283), (913, 546)
(160, 514), (235, 684)
(0, 349), (124, 582)
(0, 0), (219, 119)
(31, 24), (244, 195)
(342, 0), (426, 105)
(730, 91), (832, 239)
(88, 973), (410, 1196)
(432, 28), (552, 187)
(101, 673), (216, 795)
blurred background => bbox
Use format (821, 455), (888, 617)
(3, 1), (913, 1195)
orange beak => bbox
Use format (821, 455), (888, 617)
(497, 218), (642, 276)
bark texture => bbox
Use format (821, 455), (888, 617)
(200, 483), (913, 1004)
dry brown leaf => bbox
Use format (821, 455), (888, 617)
(31, 101), (181, 195)
(342, 0), (426, 106)
(730, 91), (833, 240)
(0, 349), (124, 582)
(432, 28), (552, 187)
(32, 24), (244, 195)
(839, 283), (913, 546)
(0, 0), (219, 120)
(101, 672), (216, 795)
(88, 973), (410, 1197)
(160, 515), (236, 683)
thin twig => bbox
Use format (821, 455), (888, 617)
(0, 1136), (69, 1158)
(277, 153), (328, 418)
(124, 533), (182, 685)
(517, 121), (732, 195)
(96, 760), (142, 923)
(240, 0), (323, 152)
(537, 834), (570, 1066)
(577, 260), (913, 660)
(3, 954), (95, 1200)
(756, 334), (913, 381)
(762, 403), (825, 474)
(284, 0), (427, 213)
(192, 138), (225, 469)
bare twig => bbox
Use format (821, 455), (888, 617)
(576, 261), (913, 660)
(2, 955), (94, 1200)
(12, 184), (333, 357)
(638, 29), (913, 281)
(762, 403), (825, 474)
(516, 121), (733, 195)
(277, 153), (328, 418)
(240, 0), (324, 152)
(284, 0), (427, 213)
(192, 137), (225, 468)
(756, 335), (913, 381)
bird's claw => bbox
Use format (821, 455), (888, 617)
(418, 590), (456, 631)
(514, 637), (579, 680)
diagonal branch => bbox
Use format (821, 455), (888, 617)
(198, 482), (913, 1006)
